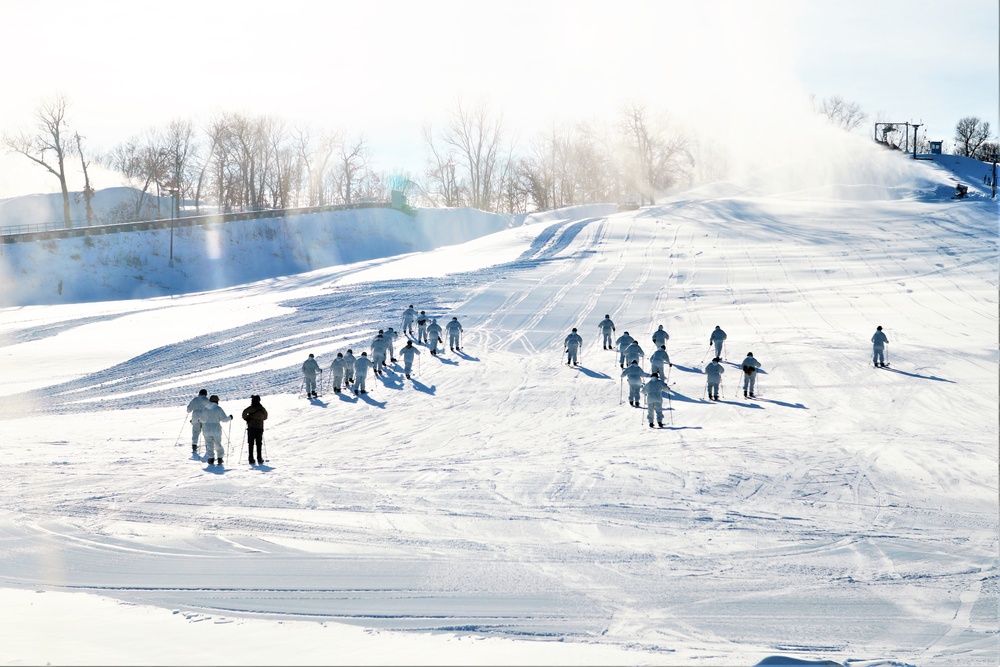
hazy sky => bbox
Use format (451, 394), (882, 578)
(0, 0), (996, 199)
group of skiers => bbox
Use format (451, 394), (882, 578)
(183, 307), (892, 465)
(577, 316), (890, 427)
(300, 306), (466, 398)
(185, 390), (269, 466)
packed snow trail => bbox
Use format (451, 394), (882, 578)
(0, 168), (996, 665)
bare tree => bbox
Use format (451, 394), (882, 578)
(422, 123), (462, 207)
(293, 127), (339, 206)
(619, 103), (693, 205)
(954, 117), (993, 159)
(3, 94), (74, 227)
(103, 130), (168, 220)
(442, 98), (506, 211)
(163, 118), (197, 218)
(818, 95), (868, 132)
(73, 132), (95, 225)
(194, 116), (229, 213)
(335, 134), (369, 204)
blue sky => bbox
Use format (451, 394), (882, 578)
(0, 0), (996, 198)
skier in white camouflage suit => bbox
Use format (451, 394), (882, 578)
(329, 353), (347, 393)
(564, 328), (583, 366)
(416, 311), (430, 343)
(615, 331), (636, 368)
(871, 326), (889, 367)
(371, 332), (390, 375)
(651, 324), (669, 349)
(649, 344), (671, 378)
(384, 327), (400, 363)
(597, 315), (616, 350)
(446, 316), (463, 351)
(402, 305), (418, 336)
(343, 349), (357, 387)
(200, 395), (232, 466)
(740, 351), (761, 398)
(353, 352), (374, 395)
(301, 354), (321, 398)
(427, 318), (443, 356)
(709, 325), (727, 359)
(641, 371), (668, 427)
(621, 360), (648, 407)
(704, 356), (725, 401)
(623, 339), (645, 368)
(186, 388), (210, 453)
(400, 340), (421, 378)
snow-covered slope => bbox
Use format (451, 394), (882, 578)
(0, 148), (996, 666)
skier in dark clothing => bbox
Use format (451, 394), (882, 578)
(241, 395), (268, 465)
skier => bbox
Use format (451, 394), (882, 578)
(624, 339), (645, 368)
(621, 360), (648, 407)
(641, 371), (669, 427)
(241, 394), (268, 465)
(710, 325), (727, 359)
(597, 315), (616, 350)
(416, 311), (430, 343)
(186, 388), (211, 453)
(740, 351), (762, 398)
(651, 324), (669, 349)
(402, 305), (418, 336)
(301, 353), (321, 398)
(371, 332), (390, 374)
(427, 318), (443, 355)
(329, 353), (347, 393)
(384, 327), (399, 363)
(615, 331), (636, 368)
(704, 356), (725, 401)
(343, 349), (357, 387)
(446, 316), (463, 351)
(353, 352), (374, 395)
(200, 395), (232, 466)
(564, 327), (583, 366)
(871, 325), (889, 367)
(649, 344), (672, 378)
(400, 340), (421, 378)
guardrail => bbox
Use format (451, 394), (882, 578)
(0, 200), (401, 244)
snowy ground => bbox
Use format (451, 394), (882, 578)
(0, 146), (997, 666)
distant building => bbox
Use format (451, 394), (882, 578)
(929, 141), (943, 155)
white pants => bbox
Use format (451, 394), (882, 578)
(647, 401), (663, 424)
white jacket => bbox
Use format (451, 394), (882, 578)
(198, 402), (232, 437)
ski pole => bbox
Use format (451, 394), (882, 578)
(239, 428), (246, 464)
(619, 378), (624, 405)
(174, 413), (189, 447)
(667, 387), (673, 426)
(262, 434), (268, 464)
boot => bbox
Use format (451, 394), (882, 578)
(208, 458), (215, 465)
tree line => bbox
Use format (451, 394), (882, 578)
(4, 93), (997, 229)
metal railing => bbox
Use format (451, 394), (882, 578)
(1, 200), (401, 244)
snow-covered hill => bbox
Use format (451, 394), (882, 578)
(0, 144), (997, 666)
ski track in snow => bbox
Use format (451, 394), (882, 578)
(1, 174), (997, 665)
